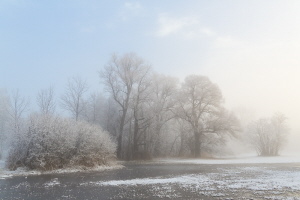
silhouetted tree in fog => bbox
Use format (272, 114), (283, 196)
(130, 65), (152, 159)
(83, 92), (106, 125)
(147, 74), (179, 156)
(100, 53), (151, 159)
(247, 113), (288, 156)
(61, 77), (88, 121)
(8, 90), (29, 135)
(36, 86), (55, 115)
(176, 75), (238, 157)
(6, 90), (29, 166)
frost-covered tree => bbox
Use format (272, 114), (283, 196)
(6, 114), (116, 170)
(8, 90), (29, 135)
(270, 113), (289, 155)
(100, 53), (151, 159)
(247, 113), (288, 156)
(36, 87), (56, 115)
(102, 97), (120, 137)
(130, 65), (152, 159)
(147, 74), (179, 157)
(4, 90), (30, 166)
(61, 77), (88, 121)
(176, 75), (238, 157)
(83, 92), (106, 126)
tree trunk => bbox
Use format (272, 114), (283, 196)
(117, 109), (127, 159)
(194, 131), (201, 157)
(117, 132), (123, 159)
(178, 131), (184, 157)
(133, 111), (139, 159)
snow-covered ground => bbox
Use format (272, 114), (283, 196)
(0, 162), (123, 179)
(85, 166), (300, 190)
(157, 154), (300, 164)
(1, 155), (300, 179)
(1, 157), (300, 199)
(82, 166), (300, 199)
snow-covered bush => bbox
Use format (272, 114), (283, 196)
(6, 114), (116, 171)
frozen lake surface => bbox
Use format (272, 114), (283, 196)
(0, 158), (300, 199)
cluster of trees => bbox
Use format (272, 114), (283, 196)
(100, 53), (239, 159)
(0, 53), (290, 169)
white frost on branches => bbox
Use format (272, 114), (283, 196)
(6, 114), (116, 171)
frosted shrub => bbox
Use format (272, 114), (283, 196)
(69, 121), (117, 167)
(6, 114), (116, 171)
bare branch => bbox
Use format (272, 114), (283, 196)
(36, 86), (55, 115)
(60, 77), (88, 121)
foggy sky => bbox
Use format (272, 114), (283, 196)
(1, 1), (299, 151)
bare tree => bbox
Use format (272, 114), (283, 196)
(83, 92), (107, 125)
(147, 74), (179, 156)
(102, 97), (120, 138)
(131, 64), (151, 159)
(247, 113), (288, 156)
(270, 113), (289, 155)
(175, 119), (193, 157)
(36, 86), (55, 115)
(8, 90), (30, 134)
(100, 53), (151, 159)
(61, 77), (88, 121)
(201, 109), (239, 155)
(176, 75), (237, 157)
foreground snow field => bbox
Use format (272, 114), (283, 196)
(0, 157), (300, 199)
(87, 166), (300, 190)
(84, 166), (300, 199)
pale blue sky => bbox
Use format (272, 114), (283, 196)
(1, 1), (300, 141)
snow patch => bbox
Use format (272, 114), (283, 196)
(11, 181), (30, 189)
(44, 178), (60, 187)
(86, 166), (300, 192)
(85, 175), (210, 187)
(0, 174), (12, 179)
(0, 164), (123, 179)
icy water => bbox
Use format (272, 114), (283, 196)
(0, 162), (300, 200)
